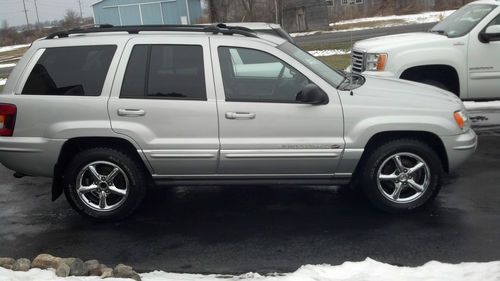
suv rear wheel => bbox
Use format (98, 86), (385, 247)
(63, 148), (148, 221)
(360, 139), (443, 212)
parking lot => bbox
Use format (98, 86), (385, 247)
(0, 115), (499, 274)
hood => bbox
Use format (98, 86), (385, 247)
(348, 75), (464, 110)
(354, 32), (448, 53)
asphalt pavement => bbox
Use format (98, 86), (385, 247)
(0, 122), (499, 274)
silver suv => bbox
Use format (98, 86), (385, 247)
(0, 25), (477, 220)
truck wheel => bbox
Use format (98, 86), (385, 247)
(63, 147), (148, 221)
(360, 139), (443, 212)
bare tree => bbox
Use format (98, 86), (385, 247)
(240, 0), (256, 21)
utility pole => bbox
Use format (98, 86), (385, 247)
(78, 0), (83, 18)
(34, 0), (40, 25)
(22, 0), (30, 29)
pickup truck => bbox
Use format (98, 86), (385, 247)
(351, 0), (500, 100)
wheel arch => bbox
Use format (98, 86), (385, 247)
(52, 137), (153, 201)
(400, 64), (460, 96)
(353, 131), (449, 178)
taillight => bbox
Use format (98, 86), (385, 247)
(0, 104), (16, 136)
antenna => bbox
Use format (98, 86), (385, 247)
(348, 0), (354, 95)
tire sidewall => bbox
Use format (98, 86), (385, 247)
(361, 140), (442, 212)
(64, 148), (146, 221)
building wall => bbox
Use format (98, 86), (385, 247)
(92, 0), (202, 26)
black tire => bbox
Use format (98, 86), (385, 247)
(63, 147), (148, 221)
(359, 139), (443, 213)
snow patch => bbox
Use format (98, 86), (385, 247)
(309, 49), (351, 57)
(331, 10), (456, 26)
(0, 44), (30, 53)
(0, 63), (16, 69)
(465, 101), (500, 111)
(1, 258), (500, 281)
(0, 78), (7, 86)
(291, 10), (456, 37)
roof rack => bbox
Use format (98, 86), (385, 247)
(45, 24), (259, 39)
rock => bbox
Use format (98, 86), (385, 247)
(1, 264), (13, 270)
(100, 267), (113, 278)
(32, 254), (62, 270)
(84, 260), (100, 276)
(55, 263), (70, 277)
(62, 258), (86, 276)
(12, 258), (31, 272)
(113, 264), (141, 281)
(0, 257), (15, 268)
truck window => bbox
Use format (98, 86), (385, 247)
(22, 45), (116, 96)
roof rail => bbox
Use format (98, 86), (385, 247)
(45, 24), (259, 39)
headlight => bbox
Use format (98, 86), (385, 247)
(454, 110), (470, 130)
(365, 53), (388, 71)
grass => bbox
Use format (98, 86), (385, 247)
(0, 85), (4, 93)
(0, 47), (29, 63)
(318, 55), (351, 70)
(296, 41), (353, 70)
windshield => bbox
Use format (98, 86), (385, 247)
(430, 4), (496, 38)
(278, 42), (345, 88)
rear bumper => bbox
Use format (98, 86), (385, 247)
(0, 137), (65, 177)
(441, 129), (478, 172)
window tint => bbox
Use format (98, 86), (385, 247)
(218, 47), (310, 103)
(121, 45), (206, 100)
(22, 46), (116, 96)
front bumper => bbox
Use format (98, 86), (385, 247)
(441, 129), (478, 172)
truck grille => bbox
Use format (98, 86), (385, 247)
(351, 50), (365, 74)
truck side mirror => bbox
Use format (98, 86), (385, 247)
(296, 84), (329, 105)
(480, 25), (500, 43)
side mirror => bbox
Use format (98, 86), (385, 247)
(480, 25), (500, 43)
(296, 83), (329, 105)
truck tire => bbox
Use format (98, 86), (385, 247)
(359, 139), (443, 212)
(421, 79), (451, 92)
(63, 147), (148, 221)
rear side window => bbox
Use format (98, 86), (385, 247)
(120, 44), (206, 100)
(22, 45), (116, 96)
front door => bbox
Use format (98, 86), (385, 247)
(108, 37), (219, 176)
(210, 38), (344, 176)
(468, 11), (500, 99)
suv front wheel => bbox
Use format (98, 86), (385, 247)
(360, 139), (443, 212)
(63, 148), (148, 221)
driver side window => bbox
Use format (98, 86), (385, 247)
(218, 47), (309, 103)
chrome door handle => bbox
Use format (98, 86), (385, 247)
(117, 109), (146, 117)
(225, 112), (256, 120)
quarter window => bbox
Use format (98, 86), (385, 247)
(218, 47), (310, 103)
(120, 44), (206, 100)
(22, 45), (116, 96)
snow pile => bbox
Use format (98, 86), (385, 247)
(331, 10), (455, 27)
(1, 258), (500, 281)
(0, 44), (30, 53)
(464, 101), (500, 111)
(309, 49), (351, 57)
(0, 79), (7, 86)
(0, 63), (16, 69)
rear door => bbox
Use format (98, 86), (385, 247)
(210, 37), (345, 176)
(108, 36), (219, 176)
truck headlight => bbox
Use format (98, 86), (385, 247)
(365, 53), (388, 71)
(454, 110), (470, 131)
